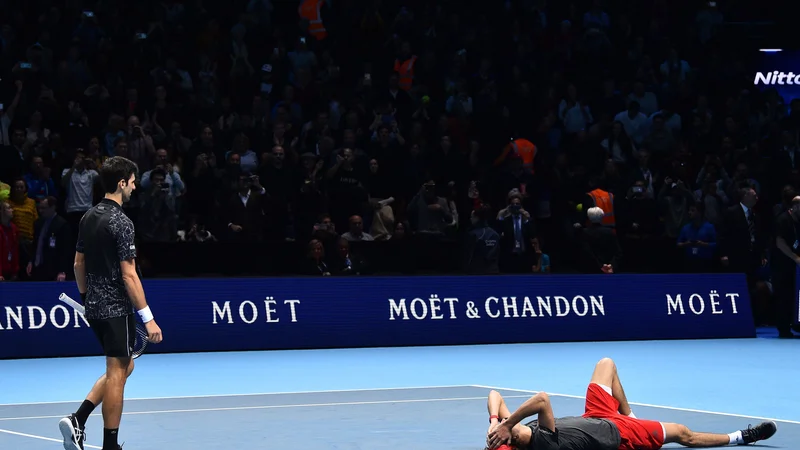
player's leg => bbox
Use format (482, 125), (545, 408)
(101, 314), (137, 450)
(78, 358), (136, 418)
(90, 359), (136, 399)
(587, 357), (632, 416)
(663, 421), (777, 447)
(102, 355), (133, 449)
(61, 317), (131, 450)
(62, 315), (138, 448)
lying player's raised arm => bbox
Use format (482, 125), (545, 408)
(487, 392), (555, 449)
(504, 392), (555, 431)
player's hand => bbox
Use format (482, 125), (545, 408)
(145, 320), (163, 344)
(486, 420), (501, 446)
(487, 422), (512, 449)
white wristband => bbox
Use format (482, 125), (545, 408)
(137, 306), (154, 323)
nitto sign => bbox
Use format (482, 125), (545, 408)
(753, 71), (800, 85)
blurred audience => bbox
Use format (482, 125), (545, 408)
(0, 0), (796, 335)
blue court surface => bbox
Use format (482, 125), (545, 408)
(1, 336), (798, 449)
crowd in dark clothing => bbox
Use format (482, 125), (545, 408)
(0, 1), (798, 336)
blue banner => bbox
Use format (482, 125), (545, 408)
(0, 274), (755, 359)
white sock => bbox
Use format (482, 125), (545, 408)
(728, 431), (743, 445)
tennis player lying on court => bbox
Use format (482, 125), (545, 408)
(485, 358), (777, 450)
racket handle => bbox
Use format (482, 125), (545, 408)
(59, 293), (86, 315)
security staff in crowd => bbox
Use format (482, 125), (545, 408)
(772, 196), (800, 338)
(27, 196), (72, 281)
(464, 204), (500, 274)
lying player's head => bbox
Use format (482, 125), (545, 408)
(488, 423), (531, 450)
(100, 156), (139, 203)
(509, 423), (532, 449)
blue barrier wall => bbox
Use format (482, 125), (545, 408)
(0, 274), (755, 359)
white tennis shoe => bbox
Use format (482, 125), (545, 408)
(58, 414), (85, 450)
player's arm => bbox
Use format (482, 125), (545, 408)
(114, 219), (154, 322)
(488, 392), (555, 449)
(501, 392), (555, 431)
(120, 259), (148, 311)
(74, 228), (87, 300)
(74, 253), (87, 297)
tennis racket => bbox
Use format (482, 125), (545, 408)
(58, 293), (149, 359)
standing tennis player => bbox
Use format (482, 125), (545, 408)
(59, 156), (163, 450)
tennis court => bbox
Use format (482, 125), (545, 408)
(1, 338), (798, 448)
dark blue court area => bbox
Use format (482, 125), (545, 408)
(1, 385), (797, 449)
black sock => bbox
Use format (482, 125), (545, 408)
(103, 428), (119, 450)
(74, 400), (96, 427)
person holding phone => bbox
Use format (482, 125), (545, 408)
(620, 180), (659, 239)
(677, 202), (716, 273)
(497, 190), (536, 274)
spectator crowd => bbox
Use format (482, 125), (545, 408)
(0, 0), (797, 335)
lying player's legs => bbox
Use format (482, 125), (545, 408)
(663, 423), (730, 447)
(587, 357), (632, 416)
(663, 421), (777, 448)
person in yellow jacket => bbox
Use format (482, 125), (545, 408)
(8, 177), (38, 242)
(7, 178), (39, 274)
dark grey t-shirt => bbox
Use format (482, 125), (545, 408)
(76, 199), (137, 320)
(525, 416), (621, 450)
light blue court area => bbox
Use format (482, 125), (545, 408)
(1, 337), (799, 448)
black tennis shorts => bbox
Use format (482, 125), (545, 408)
(88, 314), (136, 358)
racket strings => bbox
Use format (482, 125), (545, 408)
(133, 325), (149, 358)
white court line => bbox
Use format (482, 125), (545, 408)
(0, 395), (532, 422)
(0, 384), (476, 407)
(0, 427), (102, 449)
(471, 385), (800, 425)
